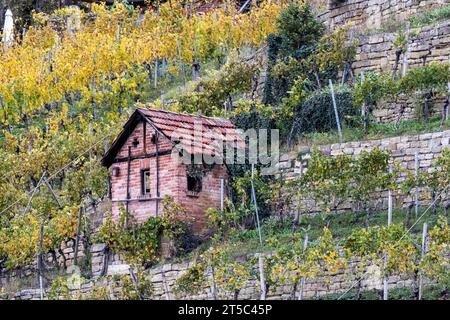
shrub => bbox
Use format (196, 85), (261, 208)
(410, 5), (450, 28)
(276, 2), (325, 54)
(398, 63), (450, 95)
(113, 268), (153, 300)
(173, 262), (207, 296)
(352, 72), (397, 108)
(230, 100), (276, 133)
(97, 196), (190, 265)
(263, 2), (326, 105)
(47, 277), (71, 300)
(289, 87), (356, 139)
(175, 61), (257, 117)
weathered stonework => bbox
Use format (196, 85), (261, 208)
(371, 95), (446, 124)
(326, 0), (448, 31)
(5, 252), (419, 300)
(278, 129), (450, 214)
(0, 237), (107, 296)
(325, 2), (450, 124)
(353, 21), (450, 75)
(351, 20), (450, 124)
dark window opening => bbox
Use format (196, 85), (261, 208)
(187, 175), (202, 193)
(112, 166), (120, 177)
(132, 137), (139, 147)
(141, 169), (151, 195)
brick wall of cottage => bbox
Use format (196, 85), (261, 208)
(110, 120), (228, 230)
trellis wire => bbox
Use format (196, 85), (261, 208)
(418, 222), (428, 300)
(415, 152), (420, 219)
(251, 163), (265, 300)
(337, 182), (450, 300)
(0, 132), (112, 217)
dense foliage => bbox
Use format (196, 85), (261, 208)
(289, 87), (356, 140)
(290, 146), (450, 225)
(1, 0), (449, 300)
(174, 217), (449, 299)
(0, 0), (287, 271)
(97, 196), (190, 266)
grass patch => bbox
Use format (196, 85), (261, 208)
(312, 283), (448, 300)
(298, 117), (450, 146)
(410, 5), (450, 29)
(358, 4), (450, 36)
(174, 206), (448, 262)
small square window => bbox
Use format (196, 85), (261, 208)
(187, 175), (202, 193)
(141, 169), (151, 195)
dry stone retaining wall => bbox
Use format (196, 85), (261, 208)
(326, 2), (450, 124)
(0, 239), (107, 296)
(371, 95), (446, 124)
(352, 20), (450, 124)
(353, 21), (450, 75)
(326, 0), (448, 31)
(8, 254), (416, 300)
(277, 129), (450, 214)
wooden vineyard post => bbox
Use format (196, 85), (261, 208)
(329, 79), (342, 142)
(298, 234), (308, 300)
(388, 164), (393, 226)
(360, 71), (368, 133)
(383, 259), (389, 300)
(251, 164), (265, 300)
(43, 177), (62, 207)
(208, 253), (217, 300)
(178, 38), (187, 89)
(129, 266), (143, 300)
(238, 0), (251, 13)
(73, 206), (83, 266)
(418, 222), (428, 300)
(258, 253), (266, 300)
(384, 164), (394, 300)
(192, 31), (199, 81)
(415, 152), (420, 219)
(117, 24), (121, 44)
(24, 172), (46, 217)
(38, 221), (44, 300)
(402, 22), (410, 78)
(341, 28), (354, 85)
(251, 164), (263, 245)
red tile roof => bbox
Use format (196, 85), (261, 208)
(102, 108), (244, 167)
(138, 108), (243, 155)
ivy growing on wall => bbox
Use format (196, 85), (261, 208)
(97, 196), (191, 266)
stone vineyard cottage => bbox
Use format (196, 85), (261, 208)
(101, 108), (243, 232)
